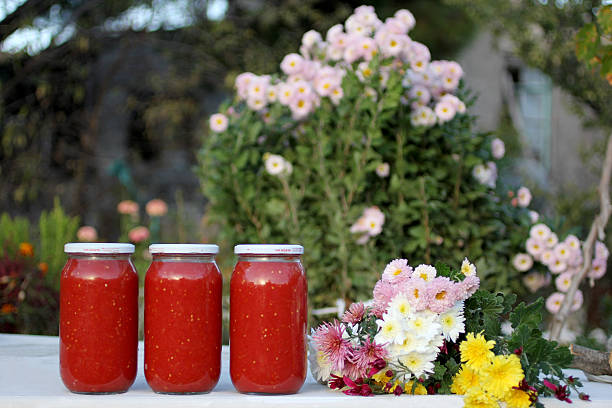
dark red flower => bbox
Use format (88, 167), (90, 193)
(579, 393), (590, 401)
(329, 374), (345, 390)
(513, 346), (523, 356)
(543, 379), (572, 403)
(342, 376), (372, 396)
(393, 385), (403, 396)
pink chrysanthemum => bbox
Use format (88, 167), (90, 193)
(457, 275), (480, 300)
(372, 280), (397, 317)
(352, 338), (388, 374)
(342, 302), (366, 324)
(403, 278), (430, 311)
(382, 258), (413, 283)
(312, 320), (353, 372)
(426, 277), (456, 313)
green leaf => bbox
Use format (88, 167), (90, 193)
(597, 5), (612, 36)
(509, 299), (543, 330)
(575, 23), (600, 62)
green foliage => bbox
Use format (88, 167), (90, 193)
(448, 0), (612, 130)
(38, 198), (79, 290)
(0, 214), (31, 257)
(462, 289), (583, 402)
(575, 5), (612, 82)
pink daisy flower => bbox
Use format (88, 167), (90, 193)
(372, 280), (397, 317)
(382, 258), (412, 283)
(403, 278), (430, 311)
(342, 302), (366, 324)
(426, 277), (456, 313)
(457, 275), (480, 300)
(545, 292), (565, 314)
(312, 320), (353, 372)
(588, 258), (607, 280)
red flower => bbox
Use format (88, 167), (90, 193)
(579, 393), (590, 401)
(329, 374), (345, 390)
(543, 379), (572, 403)
(342, 376), (372, 396)
(393, 385), (403, 396)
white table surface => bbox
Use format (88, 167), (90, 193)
(0, 333), (610, 407)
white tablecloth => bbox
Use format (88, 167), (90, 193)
(0, 333), (610, 407)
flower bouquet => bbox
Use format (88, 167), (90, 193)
(310, 259), (589, 407)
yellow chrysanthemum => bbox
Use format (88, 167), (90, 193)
(450, 366), (480, 395)
(504, 388), (532, 408)
(463, 389), (498, 408)
(404, 380), (427, 395)
(480, 354), (524, 399)
(459, 332), (495, 370)
(371, 368), (392, 384)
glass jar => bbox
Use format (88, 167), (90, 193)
(230, 244), (307, 394)
(144, 244), (222, 394)
(60, 243), (138, 394)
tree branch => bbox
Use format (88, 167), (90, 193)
(549, 133), (612, 340)
(0, 0), (57, 43)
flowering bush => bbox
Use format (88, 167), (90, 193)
(199, 5), (535, 309)
(511, 222), (609, 320)
(0, 200), (77, 334)
(309, 259), (587, 406)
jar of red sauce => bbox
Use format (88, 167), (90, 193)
(60, 243), (138, 394)
(144, 244), (222, 394)
(230, 244), (307, 394)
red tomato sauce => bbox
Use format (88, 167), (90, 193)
(144, 258), (222, 393)
(60, 255), (138, 393)
(230, 258), (307, 394)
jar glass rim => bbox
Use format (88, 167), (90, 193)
(234, 244), (303, 255)
(64, 243), (135, 254)
(149, 244), (219, 254)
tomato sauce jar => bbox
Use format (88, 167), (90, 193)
(60, 243), (138, 394)
(230, 244), (307, 394)
(144, 244), (222, 394)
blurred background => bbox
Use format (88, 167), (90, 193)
(1, 0), (611, 338)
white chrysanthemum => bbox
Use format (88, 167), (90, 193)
(555, 272), (573, 293)
(439, 304), (465, 342)
(549, 258), (567, 274)
(528, 210), (540, 224)
(406, 311), (440, 339)
(398, 351), (436, 378)
(209, 113), (228, 133)
(526, 237), (544, 258)
(512, 253), (533, 272)
(308, 339), (333, 382)
(302, 29), (322, 48)
(545, 232), (559, 249)
(376, 162), (390, 178)
(388, 293), (412, 319)
(540, 250), (556, 265)
(554, 243), (571, 261)
(376, 314), (404, 345)
(460, 258), (476, 276)
(564, 235), (581, 251)
(413, 264), (436, 282)
(435, 100), (456, 123)
(530, 223), (551, 241)
(264, 154), (286, 175)
(491, 138), (505, 159)
(517, 186), (532, 207)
